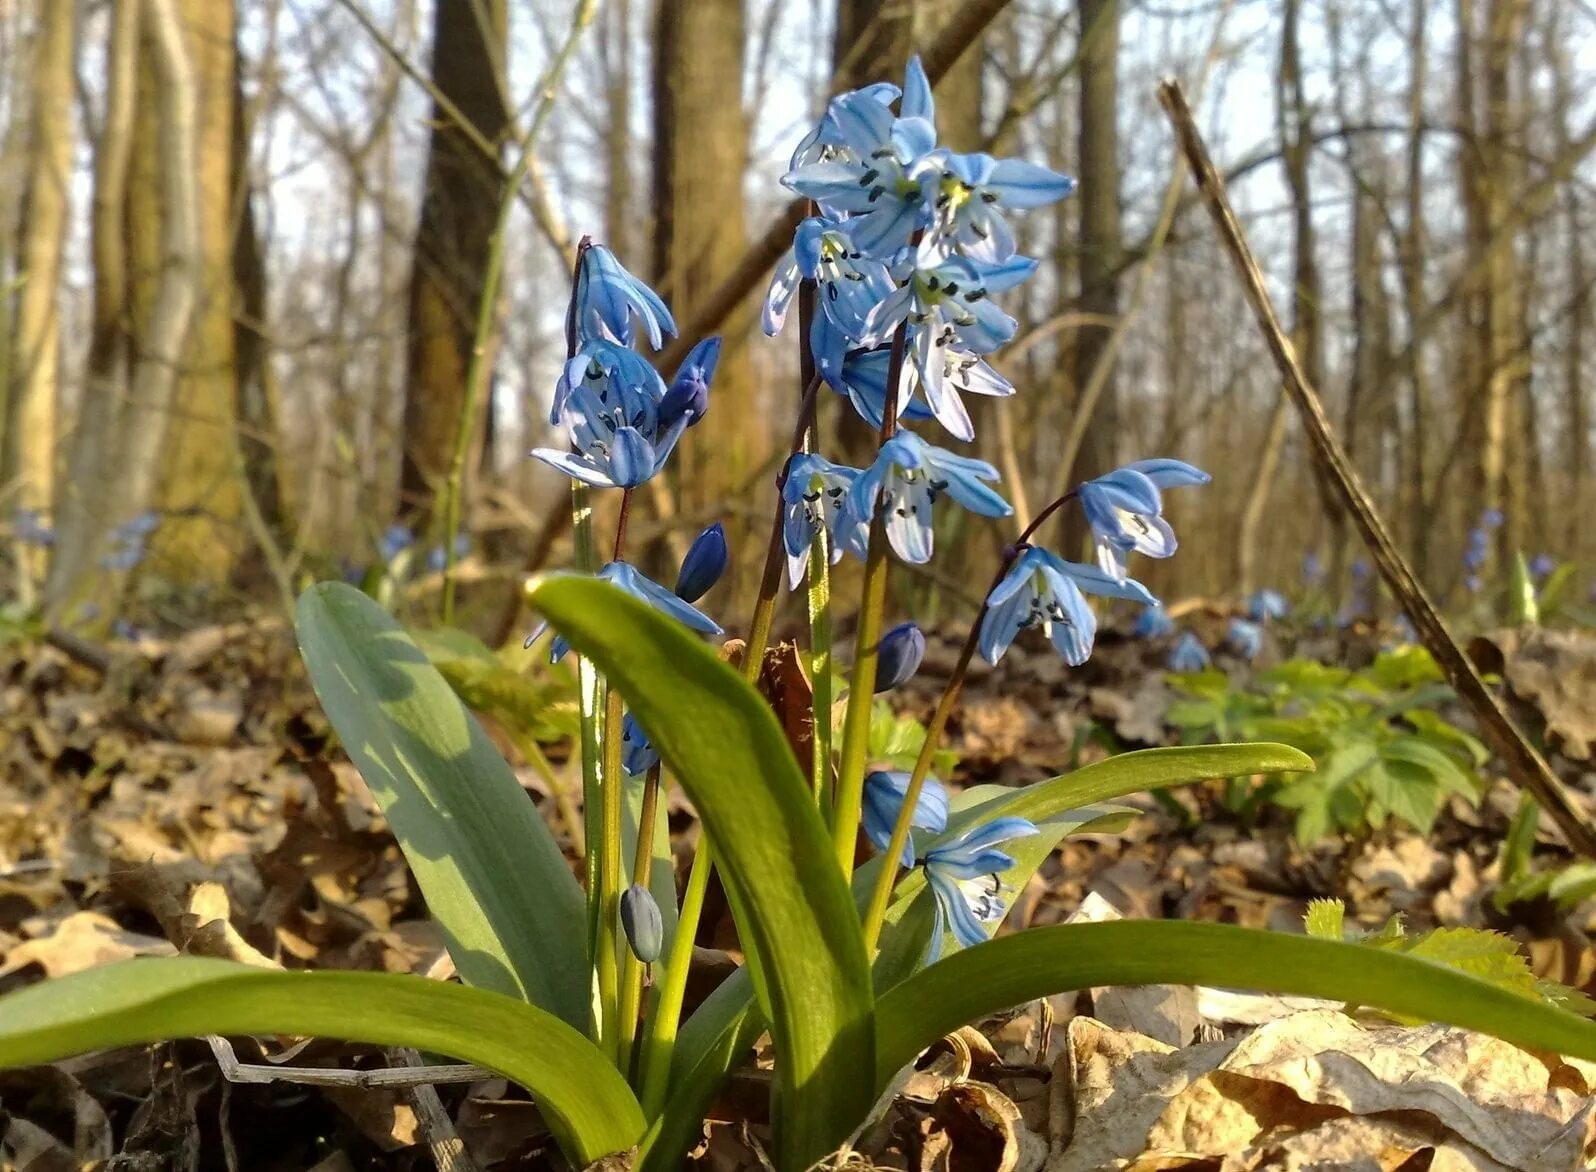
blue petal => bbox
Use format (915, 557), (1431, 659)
(986, 158), (1078, 208)
(675, 522), (728, 602)
(1125, 458), (1210, 489)
(829, 91), (895, 151)
(763, 253), (801, 335)
(608, 427), (655, 487)
(602, 562), (724, 635)
(1046, 554), (1158, 606)
(927, 869), (992, 949)
(900, 55), (934, 123)
(978, 577), (1033, 665)
(529, 447), (616, 488)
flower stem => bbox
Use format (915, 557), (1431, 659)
(859, 490), (1080, 952)
(637, 834), (714, 1117)
(618, 762), (662, 1073)
(806, 519), (834, 807)
(830, 320), (910, 879)
(596, 486), (635, 1063)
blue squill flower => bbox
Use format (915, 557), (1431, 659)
(675, 523), (728, 602)
(1227, 618), (1263, 661)
(99, 512), (159, 571)
(874, 621), (926, 691)
(426, 533), (472, 573)
(1463, 527), (1488, 572)
(1079, 458), (1210, 582)
(764, 218), (895, 337)
(840, 431), (1011, 564)
(531, 381), (687, 489)
(979, 546), (1156, 665)
(924, 817), (1039, 958)
(911, 148), (1076, 264)
(782, 452), (862, 588)
(551, 339), (668, 425)
(379, 524), (413, 563)
(1168, 631), (1210, 672)
(1529, 553), (1556, 581)
(1302, 551), (1324, 586)
(1132, 605), (1175, 638)
(549, 561), (722, 662)
(658, 337), (720, 429)
(574, 245), (675, 350)
(1482, 508), (1504, 529)
(13, 508), (53, 547)
(814, 339), (937, 432)
(863, 770), (949, 867)
(622, 712), (659, 775)
(1247, 589), (1289, 622)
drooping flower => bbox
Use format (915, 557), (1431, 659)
(1227, 618), (1263, 662)
(1168, 631), (1210, 672)
(1078, 458), (1211, 582)
(1132, 605), (1175, 639)
(658, 337), (721, 429)
(874, 621), (927, 692)
(911, 149), (1076, 264)
(863, 770), (949, 867)
(979, 546), (1156, 666)
(923, 817), (1040, 959)
(840, 431), (1011, 564)
(1247, 589), (1289, 623)
(548, 561), (722, 662)
(782, 453), (862, 588)
(574, 244), (675, 350)
(551, 338), (668, 425)
(620, 884), (664, 964)
(675, 522), (729, 603)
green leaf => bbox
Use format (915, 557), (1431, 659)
(1304, 898), (1344, 940)
(873, 921), (1596, 1089)
(295, 583), (588, 1024)
(1508, 552), (1539, 625)
(527, 575), (874, 1170)
(0, 958), (641, 1166)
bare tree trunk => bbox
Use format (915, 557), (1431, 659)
(397, 0), (509, 530)
(7, 0), (75, 596)
(47, 0), (141, 614)
(1552, 30), (1589, 557)
(1400, 0), (1432, 581)
(653, 0), (751, 513)
(600, 0), (632, 259)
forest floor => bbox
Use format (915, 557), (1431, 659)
(0, 616), (1593, 1170)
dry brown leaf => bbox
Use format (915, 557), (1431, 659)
(0, 910), (173, 979)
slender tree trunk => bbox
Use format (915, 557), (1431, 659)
(397, 0), (509, 530)
(601, 0), (632, 260)
(1552, 32), (1589, 557)
(1400, 0), (1432, 581)
(8, 0), (75, 595)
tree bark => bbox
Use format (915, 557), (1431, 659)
(397, 0), (509, 530)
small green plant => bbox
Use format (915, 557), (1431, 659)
(3, 64), (1596, 1172)
(1168, 646), (1488, 843)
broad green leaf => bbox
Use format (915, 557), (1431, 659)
(873, 921), (1596, 1089)
(527, 576), (874, 1170)
(295, 583), (588, 1024)
(0, 958), (641, 1166)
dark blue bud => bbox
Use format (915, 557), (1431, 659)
(674, 522), (728, 603)
(659, 336), (721, 429)
(873, 621), (926, 692)
(620, 884), (664, 963)
(621, 712), (660, 775)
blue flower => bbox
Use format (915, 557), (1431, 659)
(549, 561), (722, 662)
(1078, 458), (1210, 582)
(551, 339), (668, 425)
(979, 546), (1156, 665)
(675, 522), (729, 602)
(764, 218), (895, 338)
(13, 508), (53, 547)
(840, 432), (1011, 564)
(782, 452), (862, 588)
(911, 149), (1076, 264)
(622, 712), (659, 775)
(1302, 551), (1324, 586)
(1132, 605), (1175, 639)
(1481, 508), (1504, 529)
(874, 621), (926, 691)
(531, 379), (687, 489)
(658, 337), (720, 429)
(574, 245), (675, 350)
(1227, 618), (1263, 661)
(1463, 527), (1488, 572)
(1247, 589), (1289, 623)
(99, 512), (159, 571)
(379, 524), (413, 563)
(1529, 553), (1556, 581)
(923, 818), (1039, 958)
(1168, 631), (1210, 672)
(863, 770), (949, 867)
(812, 338), (939, 433)
(426, 533), (472, 573)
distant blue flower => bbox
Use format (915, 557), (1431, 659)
(658, 337), (720, 429)
(1482, 508), (1504, 529)
(863, 770), (949, 867)
(782, 452), (861, 588)
(1227, 618), (1263, 661)
(13, 508), (52, 547)
(1529, 554), (1556, 581)
(1132, 605), (1175, 638)
(1168, 631), (1210, 672)
(622, 712), (659, 775)
(620, 884), (664, 964)
(1078, 459), (1210, 582)
(675, 523), (729, 603)
(924, 817), (1039, 958)
(979, 545), (1155, 665)
(1247, 589), (1289, 623)
(426, 533), (471, 573)
(574, 245), (675, 350)
(874, 621), (926, 691)
(379, 524), (413, 563)
(1392, 614), (1417, 644)
(840, 432), (1011, 564)
(99, 512), (159, 572)
(549, 562), (723, 662)
(1465, 574), (1483, 594)
(1463, 527), (1488, 572)
(911, 148), (1076, 264)
(111, 619), (139, 641)
(1351, 560), (1370, 580)
(1302, 551), (1324, 586)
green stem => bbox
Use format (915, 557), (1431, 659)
(830, 320), (910, 879)
(618, 763), (661, 1073)
(596, 488), (635, 1063)
(806, 522), (833, 808)
(637, 836), (714, 1117)
(439, 0), (599, 624)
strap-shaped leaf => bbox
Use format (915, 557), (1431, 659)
(0, 958), (641, 1166)
(296, 583), (588, 1025)
(875, 920), (1596, 1087)
(528, 575), (874, 1170)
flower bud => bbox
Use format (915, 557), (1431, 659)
(674, 522), (728, 603)
(659, 337), (721, 429)
(622, 712), (660, 776)
(620, 884), (664, 964)
(873, 621), (926, 692)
